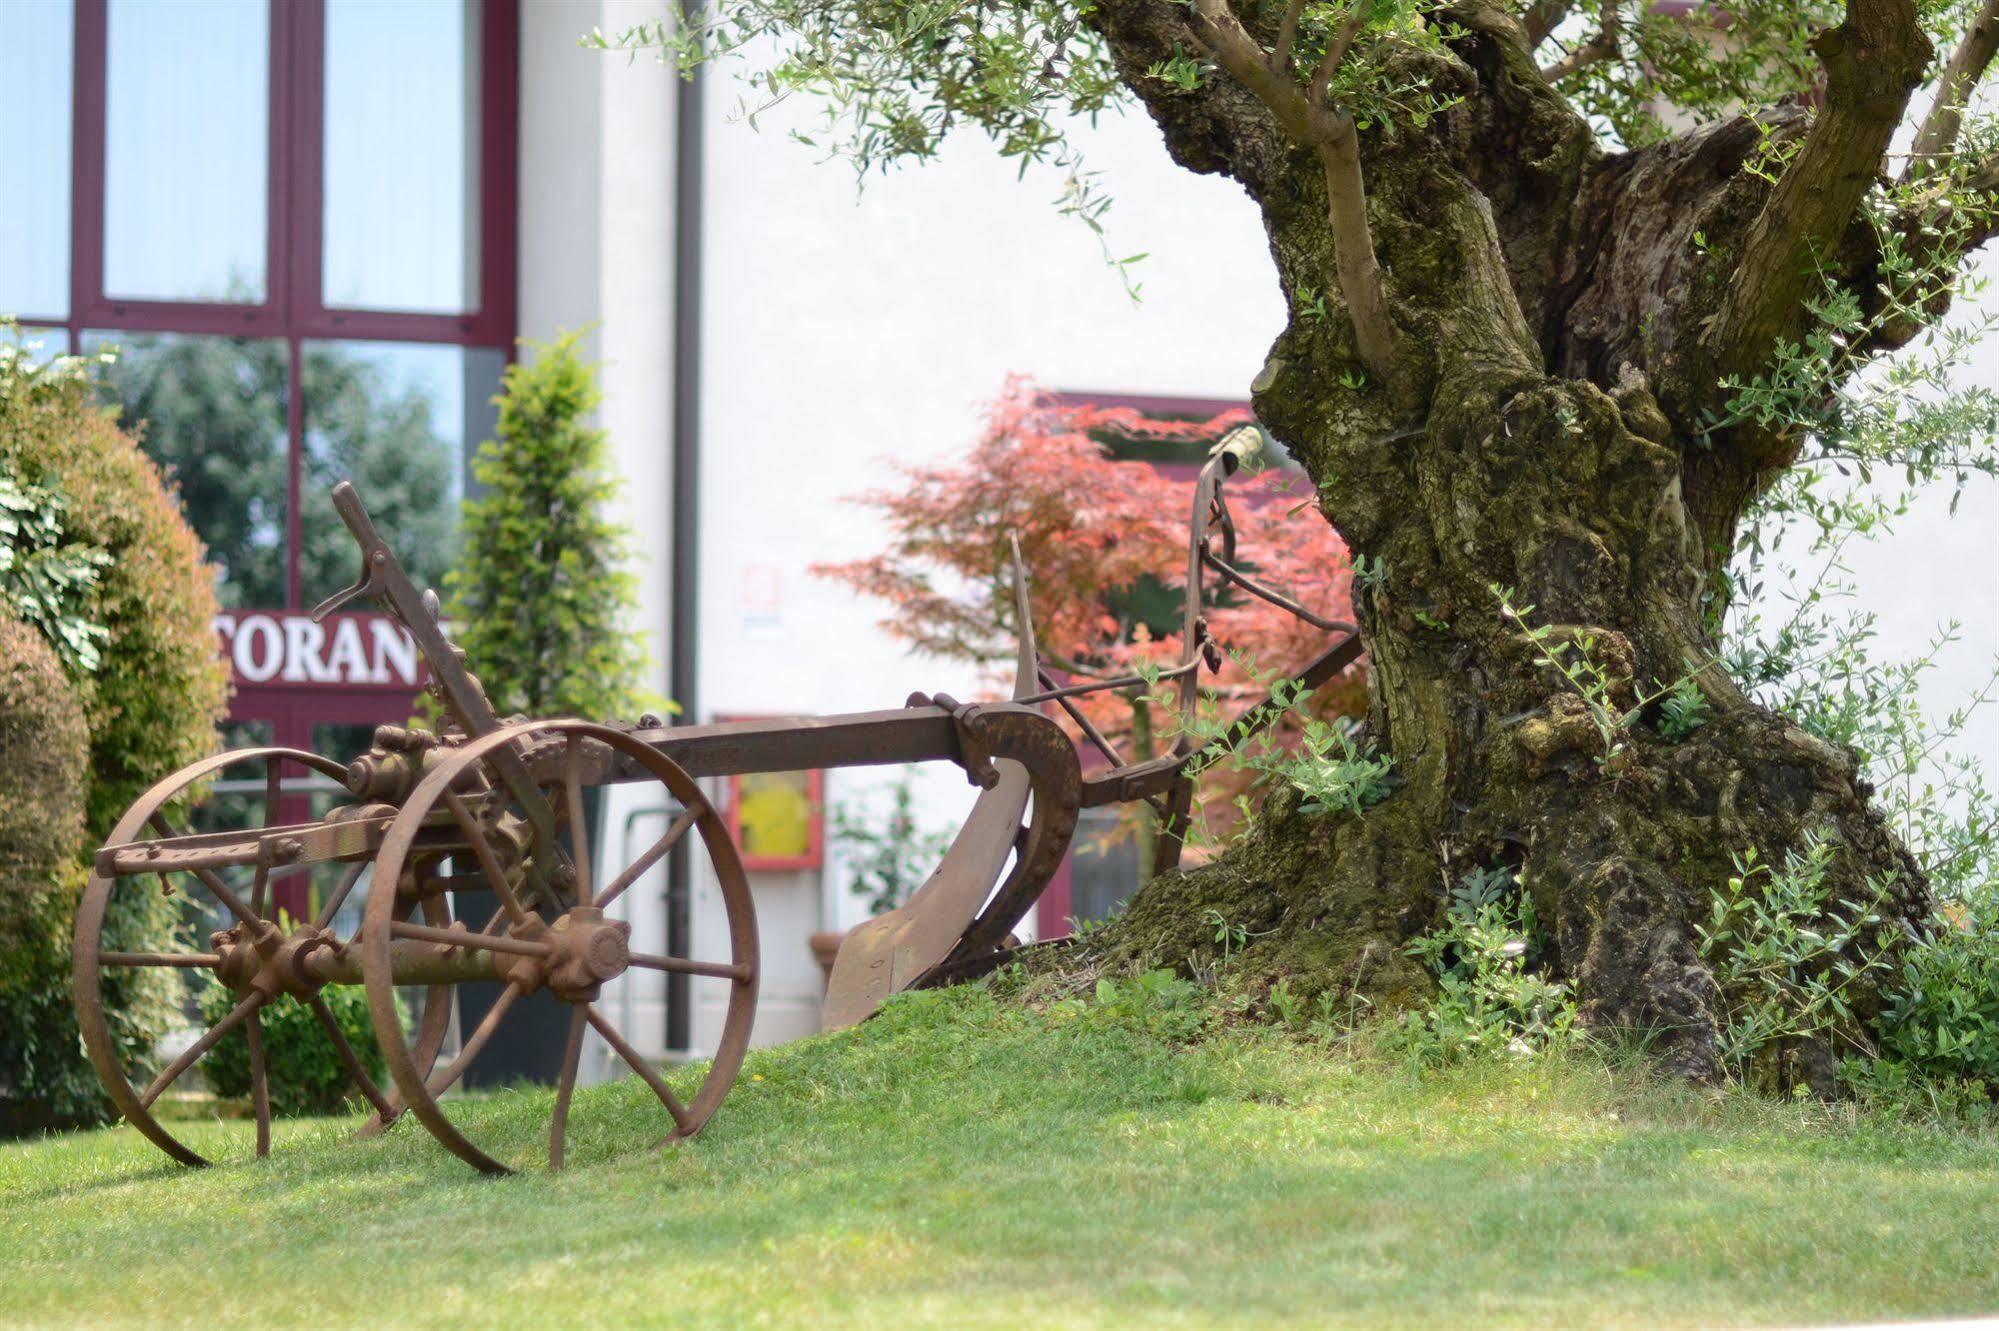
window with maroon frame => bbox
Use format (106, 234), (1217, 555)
(0, 0), (518, 762)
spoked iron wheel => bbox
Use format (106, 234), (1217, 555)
(361, 720), (759, 1175)
(73, 747), (452, 1167)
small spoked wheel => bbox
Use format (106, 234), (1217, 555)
(361, 720), (759, 1175)
(73, 747), (452, 1166)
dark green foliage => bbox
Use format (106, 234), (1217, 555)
(0, 614), (98, 1133)
(0, 330), (224, 1131)
(197, 981), (394, 1117)
(1870, 893), (1999, 1090)
(0, 476), (111, 676)
(829, 768), (955, 915)
(444, 331), (647, 720)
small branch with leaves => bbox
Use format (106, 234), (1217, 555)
(1707, 0), (1933, 382)
(1537, 1), (1621, 82)
(1187, 0), (1402, 383)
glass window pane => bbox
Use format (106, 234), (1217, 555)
(1068, 808), (1140, 926)
(0, 0), (73, 319)
(299, 340), (503, 604)
(104, 0), (269, 303)
(322, 0), (480, 314)
(85, 331), (289, 607)
(10, 325), (73, 363)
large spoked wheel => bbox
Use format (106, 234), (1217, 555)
(361, 720), (759, 1175)
(74, 747), (452, 1167)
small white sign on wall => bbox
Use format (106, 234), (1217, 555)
(739, 564), (784, 633)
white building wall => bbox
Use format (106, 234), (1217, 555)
(519, 0), (677, 1072)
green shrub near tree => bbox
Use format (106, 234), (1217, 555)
(0, 613), (95, 1134)
(0, 327), (228, 1132)
(196, 980), (393, 1118)
(443, 330), (648, 721)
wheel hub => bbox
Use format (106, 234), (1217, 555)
(489, 906), (630, 1002)
(212, 920), (340, 1001)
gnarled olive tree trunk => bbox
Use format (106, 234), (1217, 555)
(1085, 0), (1940, 1081)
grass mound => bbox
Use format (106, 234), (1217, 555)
(2, 984), (1996, 1329)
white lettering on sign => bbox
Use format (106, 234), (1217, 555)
(213, 612), (424, 690)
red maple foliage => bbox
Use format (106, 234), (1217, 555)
(813, 377), (1366, 846)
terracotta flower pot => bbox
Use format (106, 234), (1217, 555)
(809, 928), (846, 981)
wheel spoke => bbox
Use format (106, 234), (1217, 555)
(256, 757), (282, 914)
(140, 991), (263, 1109)
(549, 1005), (589, 1171)
(424, 983), (521, 1098)
(312, 861), (369, 931)
(263, 754), (283, 828)
(595, 809), (699, 910)
(99, 951), (222, 969)
(625, 951), (751, 982)
(442, 789), (533, 926)
(390, 919), (552, 959)
(146, 813), (259, 926)
(245, 1009), (271, 1158)
(564, 735), (592, 907)
(249, 858), (272, 920)
(307, 995), (398, 1122)
(584, 1006), (691, 1135)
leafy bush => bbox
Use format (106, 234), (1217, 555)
(196, 980), (395, 1117)
(0, 327), (228, 837)
(0, 325), (227, 1131)
(1391, 866), (1579, 1066)
(443, 330), (648, 721)
(0, 613), (96, 1133)
(0, 614), (89, 889)
(829, 768), (954, 915)
(1867, 890), (1999, 1092)
(0, 474), (111, 676)
(1694, 832), (1896, 1086)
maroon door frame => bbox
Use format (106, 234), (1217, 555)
(60, 0), (519, 606)
(49, 0), (521, 915)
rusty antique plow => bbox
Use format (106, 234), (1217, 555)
(77, 430), (1360, 1174)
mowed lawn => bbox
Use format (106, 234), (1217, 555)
(3, 985), (1996, 1330)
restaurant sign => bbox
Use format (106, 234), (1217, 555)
(213, 612), (424, 691)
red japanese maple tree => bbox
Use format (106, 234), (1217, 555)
(814, 377), (1364, 858)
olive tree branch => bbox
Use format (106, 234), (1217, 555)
(1707, 0), (1932, 381)
(1309, 2), (1369, 106)
(1537, 1), (1620, 82)
(1904, 0), (1999, 178)
(1190, 0), (1402, 382)
(1520, 0), (1570, 47)
(1275, 0), (1309, 70)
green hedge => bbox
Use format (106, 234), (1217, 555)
(197, 982), (396, 1118)
(0, 613), (97, 1133)
(0, 355), (230, 838)
(0, 334), (228, 1132)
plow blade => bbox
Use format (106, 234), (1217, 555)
(820, 756), (1032, 1028)
(822, 534), (1042, 1029)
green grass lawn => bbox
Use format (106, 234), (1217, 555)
(3, 984), (1996, 1330)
